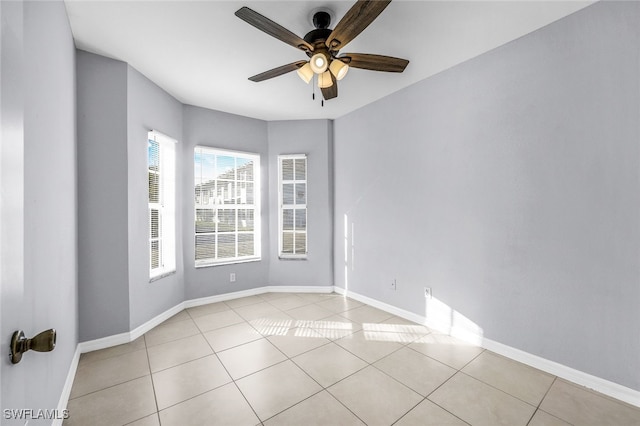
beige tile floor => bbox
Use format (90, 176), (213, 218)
(65, 292), (640, 426)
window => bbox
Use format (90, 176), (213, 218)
(194, 146), (260, 266)
(148, 130), (176, 280)
(278, 154), (307, 258)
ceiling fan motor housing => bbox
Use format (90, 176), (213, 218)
(304, 29), (333, 55)
(305, 9), (336, 56)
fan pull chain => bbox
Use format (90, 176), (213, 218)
(310, 75), (323, 106)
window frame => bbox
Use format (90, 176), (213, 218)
(194, 146), (261, 268)
(148, 130), (177, 281)
(278, 154), (308, 260)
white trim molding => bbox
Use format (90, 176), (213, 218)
(483, 338), (640, 408)
(131, 303), (186, 341)
(335, 286), (640, 408)
(334, 286), (425, 325)
(76, 285), (336, 354)
(184, 286), (267, 308)
(53, 346), (81, 426)
(58, 284), (337, 416)
(59, 284), (639, 416)
(183, 285), (334, 309)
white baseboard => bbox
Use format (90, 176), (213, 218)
(183, 287), (267, 308)
(336, 286), (640, 408)
(334, 287), (425, 325)
(79, 285), (337, 351)
(130, 302), (186, 341)
(63, 285), (640, 411)
(183, 285), (335, 308)
(483, 338), (640, 408)
(77, 331), (131, 354)
(53, 345), (80, 426)
(267, 285), (335, 294)
(58, 285), (337, 416)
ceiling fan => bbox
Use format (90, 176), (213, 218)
(235, 0), (409, 101)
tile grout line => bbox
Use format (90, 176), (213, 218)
(524, 376), (575, 426)
(456, 369), (541, 407)
(418, 348), (488, 424)
(458, 351), (567, 414)
(198, 316), (263, 424)
(223, 295), (352, 422)
(322, 388), (370, 426)
(230, 296), (323, 424)
(66, 371), (152, 402)
(177, 302), (263, 420)
(72, 292), (613, 425)
(289, 313), (427, 424)
(229, 294), (399, 424)
(142, 334), (162, 422)
(170, 298), (564, 426)
(453, 349), (562, 414)
(73, 339), (147, 367)
(249, 295), (365, 421)
(361, 331), (466, 425)
(69, 294), (418, 416)
(421, 372), (474, 426)
(260, 327), (369, 425)
(408, 343), (476, 425)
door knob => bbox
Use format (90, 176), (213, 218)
(10, 329), (56, 364)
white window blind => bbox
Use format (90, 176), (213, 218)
(148, 130), (176, 280)
(194, 146), (261, 267)
(278, 154), (307, 258)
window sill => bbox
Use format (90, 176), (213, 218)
(149, 269), (176, 283)
(279, 255), (308, 261)
(195, 257), (261, 269)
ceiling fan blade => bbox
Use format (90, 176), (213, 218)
(249, 61), (308, 82)
(321, 74), (338, 100)
(325, 0), (392, 50)
(236, 7), (314, 52)
(340, 53), (409, 72)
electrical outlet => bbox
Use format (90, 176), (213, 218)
(391, 279), (397, 291)
(230, 273), (236, 283)
(424, 287), (432, 298)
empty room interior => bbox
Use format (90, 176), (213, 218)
(1, 0), (640, 425)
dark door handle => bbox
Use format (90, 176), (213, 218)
(10, 329), (56, 364)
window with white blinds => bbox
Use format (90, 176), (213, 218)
(278, 154), (307, 258)
(148, 130), (176, 280)
(194, 146), (261, 267)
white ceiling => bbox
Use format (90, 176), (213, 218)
(64, 0), (592, 121)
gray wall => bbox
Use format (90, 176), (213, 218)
(182, 105), (270, 299)
(334, 1), (640, 391)
(76, 57), (274, 337)
(127, 65), (184, 330)
(1, 0), (78, 418)
(267, 120), (334, 287)
(77, 54), (188, 336)
(77, 51), (130, 340)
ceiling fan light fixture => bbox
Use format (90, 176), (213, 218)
(235, 3), (409, 102)
(318, 70), (333, 88)
(329, 59), (349, 81)
(297, 62), (313, 84)
(310, 52), (328, 74)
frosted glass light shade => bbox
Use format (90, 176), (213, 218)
(329, 59), (349, 80)
(310, 53), (328, 74)
(297, 63), (313, 84)
(317, 71), (333, 88)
